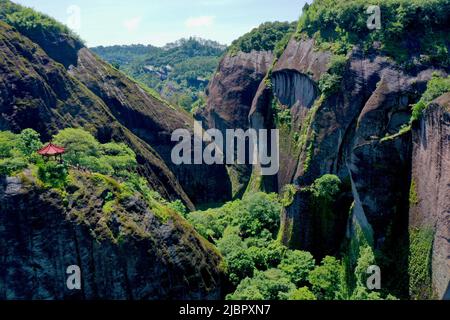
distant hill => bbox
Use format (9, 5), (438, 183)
(92, 38), (227, 111)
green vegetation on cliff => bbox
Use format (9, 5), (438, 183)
(0, 0), (84, 66)
(0, 128), (185, 224)
(297, 0), (450, 66)
(0, 129), (40, 176)
(1, 4), (81, 42)
(409, 227), (434, 299)
(411, 73), (450, 123)
(229, 21), (296, 55)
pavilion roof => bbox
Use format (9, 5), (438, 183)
(37, 143), (65, 156)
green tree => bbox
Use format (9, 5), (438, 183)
(265, 241), (287, 267)
(351, 286), (383, 300)
(230, 21), (296, 54)
(308, 256), (343, 300)
(17, 128), (42, 158)
(246, 246), (269, 271)
(279, 250), (315, 286)
(239, 192), (282, 238)
(310, 174), (341, 201)
(0, 131), (19, 158)
(287, 287), (317, 300)
(216, 227), (246, 257)
(227, 269), (295, 300)
(226, 250), (255, 286)
(52, 129), (137, 178)
(0, 156), (28, 176)
(100, 142), (137, 177)
(0, 131), (28, 176)
(53, 128), (101, 165)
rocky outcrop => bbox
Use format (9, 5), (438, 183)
(0, 171), (224, 300)
(250, 37), (445, 284)
(410, 93), (450, 299)
(201, 51), (274, 132)
(198, 51), (275, 196)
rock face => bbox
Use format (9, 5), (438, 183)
(0, 172), (224, 300)
(250, 37), (447, 295)
(198, 51), (275, 196)
(201, 51), (274, 133)
(410, 93), (450, 299)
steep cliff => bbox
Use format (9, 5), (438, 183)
(409, 93), (450, 299)
(200, 51), (274, 133)
(251, 37), (438, 258)
(247, 2), (449, 296)
(198, 50), (274, 197)
(0, 170), (224, 299)
(197, 22), (296, 197)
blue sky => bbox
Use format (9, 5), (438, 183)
(13, 0), (309, 47)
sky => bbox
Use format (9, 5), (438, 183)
(12, 0), (310, 47)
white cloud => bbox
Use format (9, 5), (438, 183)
(185, 16), (215, 28)
(123, 16), (142, 32)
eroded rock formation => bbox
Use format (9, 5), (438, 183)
(410, 93), (450, 299)
(0, 171), (224, 300)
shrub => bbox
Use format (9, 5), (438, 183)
(328, 55), (348, 75)
(37, 161), (69, 189)
(319, 72), (342, 97)
(274, 32), (293, 58)
(280, 184), (297, 207)
(310, 174), (341, 201)
(167, 200), (187, 218)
